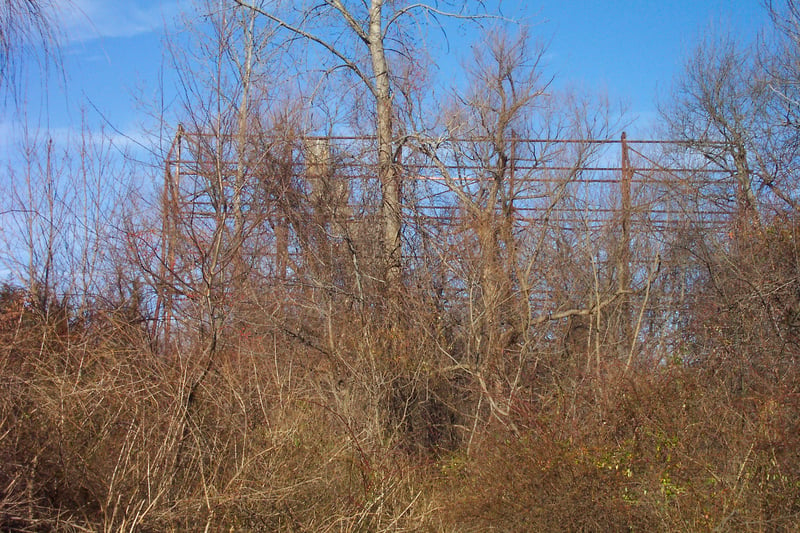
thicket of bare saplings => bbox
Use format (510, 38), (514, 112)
(2, 1), (800, 530)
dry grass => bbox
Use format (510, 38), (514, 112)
(2, 287), (799, 532)
(1, 213), (800, 532)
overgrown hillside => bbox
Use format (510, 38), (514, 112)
(3, 0), (800, 531)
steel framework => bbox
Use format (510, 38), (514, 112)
(152, 129), (741, 348)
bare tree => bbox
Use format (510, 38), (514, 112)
(0, 120), (131, 319)
(122, 3), (299, 465)
(234, 0), (495, 288)
(412, 30), (617, 430)
(758, 0), (800, 212)
(0, 0), (61, 102)
(661, 5), (800, 223)
(660, 34), (763, 227)
(660, 2), (800, 388)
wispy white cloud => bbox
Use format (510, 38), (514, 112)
(0, 118), (158, 170)
(54, 0), (186, 42)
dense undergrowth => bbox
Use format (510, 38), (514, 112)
(2, 218), (800, 531)
(4, 2), (800, 529)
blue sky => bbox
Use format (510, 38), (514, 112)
(16, 0), (771, 144)
(536, 1), (767, 128)
(0, 0), (773, 285)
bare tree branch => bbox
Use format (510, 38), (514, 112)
(233, 0), (377, 96)
(383, 3), (507, 39)
(325, 0), (369, 43)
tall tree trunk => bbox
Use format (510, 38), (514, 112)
(733, 144), (759, 228)
(368, 0), (401, 286)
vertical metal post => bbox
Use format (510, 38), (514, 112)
(275, 140), (291, 281)
(733, 146), (758, 231)
(618, 132), (633, 356)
